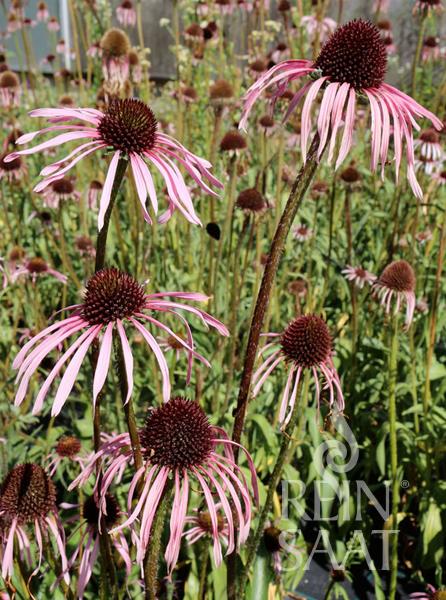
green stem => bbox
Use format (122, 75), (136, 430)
(95, 158), (128, 272)
(410, 11), (427, 98)
(143, 480), (174, 600)
(236, 383), (303, 597)
(388, 315), (399, 600)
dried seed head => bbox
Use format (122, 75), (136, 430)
(259, 115), (275, 128)
(236, 188), (266, 212)
(98, 98), (158, 154)
(209, 79), (234, 100)
(281, 315), (332, 368)
(55, 436), (81, 458)
(220, 131), (247, 151)
(0, 464), (56, 525)
(378, 260), (416, 292)
(27, 257), (48, 274)
(263, 526), (282, 553)
(51, 177), (75, 195)
(314, 19), (387, 90)
(340, 165), (361, 183)
(0, 70), (20, 89)
(75, 235), (94, 253)
(288, 279), (307, 297)
(100, 28), (131, 57)
(83, 494), (120, 530)
(140, 397), (214, 470)
(311, 181), (329, 197)
(82, 268), (146, 325)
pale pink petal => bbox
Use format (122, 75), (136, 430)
(116, 319), (134, 404)
(98, 151), (121, 231)
(93, 322), (114, 405)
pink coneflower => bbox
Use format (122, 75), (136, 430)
(263, 526), (283, 576)
(410, 584), (446, 599)
(382, 35), (397, 56)
(0, 152), (26, 182)
(11, 257), (67, 285)
(36, 1), (49, 22)
(46, 435), (86, 476)
(236, 188), (268, 214)
(215, 0), (235, 15)
(0, 71), (21, 108)
(248, 58), (268, 80)
(100, 28), (130, 90)
(87, 179), (103, 208)
(252, 315), (344, 425)
(71, 397), (258, 571)
(87, 42), (101, 58)
(415, 229), (433, 244)
(13, 268), (228, 416)
(373, 260), (416, 327)
(7, 13), (21, 33)
(422, 36), (442, 62)
(42, 177), (80, 208)
(64, 494), (131, 598)
(116, 0), (136, 27)
(415, 129), (443, 162)
(128, 49), (142, 84)
(434, 169), (446, 186)
(184, 508), (229, 565)
(239, 19), (442, 199)
(413, 0), (444, 15)
(301, 15), (337, 44)
(75, 235), (96, 258)
(6, 98), (222, 229)
(0, 464), (69, 583)
(47, 16), (60, 31)
(342, 265), (376, 289)
(293, 224), (313, 241)
(270, 42), (290, 64)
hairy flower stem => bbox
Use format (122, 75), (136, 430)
(388, 314), (399, 600)
(91, 157), (128, 598)
(236, 384), (302, 597)
(113, 336), (144, 472)
(228, 135), (321, 600)
(95, 158), (128, 272)
(143, 480), (174, 600)
(231, 134), (321, 454)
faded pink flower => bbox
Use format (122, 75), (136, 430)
(301, 15), (337, 44)
(36, 1), (49, 22)
(292, 224), (313, 241)
(11, 257), (67, 285)
(252, 315), (344, 425)
(342, 265), (376, 288)
(70, 397), (258, 572)
(116, 0), (136, 27)
(0, 464), (69, 585)
(13, 268), (228, 416)
(373, 260), (416, 327)
(239, 20), (442, 199)
(47, 16), (60, 31)
(6, 98), (222, 229)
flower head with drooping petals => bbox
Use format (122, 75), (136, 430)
(11, 257), (67, 285)
(373, 260), (416, 327)
(70, 397), (258, 572)
(239, 19), (442, 199)
(13, 268), (228, 416)
(5, 98), (223, 230)
(342, 265), (376, 288)
(116, 0), (136, 27)
(252, 315), (344, 425)
(0, 464), (69, 584)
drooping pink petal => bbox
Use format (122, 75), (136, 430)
(93, 322), (114, 405)
(116, 320), (134, 404)
(98, 151), (121, 231)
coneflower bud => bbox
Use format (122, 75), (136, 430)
(340, 165), (361, 184)
(263, 526), (282, 553)
(259, 115), (275, 129)
(220, 131), (247, 152)
(209, 79), (234, 100)
(236, 188), (267, 213)
(0, 464), (56, 524)
(100, 27), (131, 57)
(140, 397), (213, 470)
